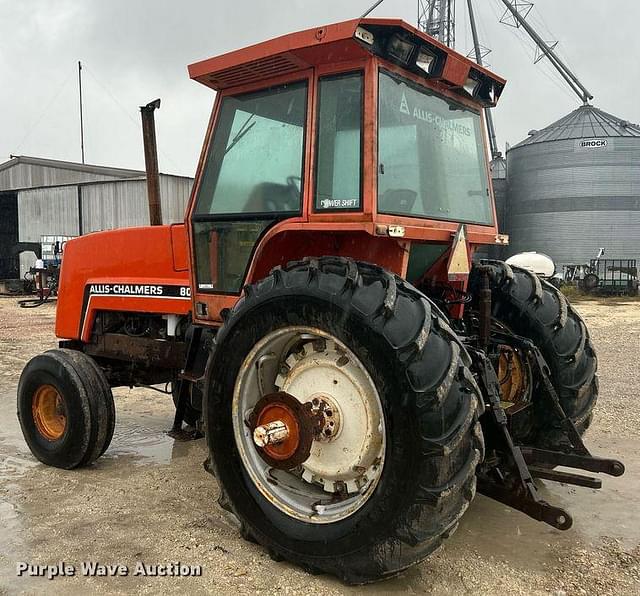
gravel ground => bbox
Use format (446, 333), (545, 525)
(0, 296), (638, 595)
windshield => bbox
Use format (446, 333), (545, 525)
(378, 70), (493, 225)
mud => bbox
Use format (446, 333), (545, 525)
(0, 298), (639, 595)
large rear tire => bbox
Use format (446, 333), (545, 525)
(477, 261), (597, 446)
(17, 349), (115, 469)
(205, 257), (483, 584)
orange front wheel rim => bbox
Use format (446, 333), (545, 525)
(32, 384), (67, 441)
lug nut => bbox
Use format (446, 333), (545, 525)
(253, 420), (289, 447)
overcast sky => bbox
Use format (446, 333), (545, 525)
(1, 0), (638, 177)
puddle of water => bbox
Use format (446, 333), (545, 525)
(0, 488), (30, 593)
(106, 422), (177, 464)
(539, 437), (640, 548)
(0, 383), (200, 468)
(0, 454), (40, 483)
(0, 496), (21, 531)
(104, 413), (202, 465)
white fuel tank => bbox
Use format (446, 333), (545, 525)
(505, 252), (555, 279)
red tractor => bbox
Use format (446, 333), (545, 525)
(17, 18), (623, 584)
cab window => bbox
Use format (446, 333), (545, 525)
(314, 72), (363, 211)
(192, 81), (307, 293)
(195, 81), (307, 215)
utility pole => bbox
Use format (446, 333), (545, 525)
(467, 0), (500, 159)
(499, 0), (593, 104)
(140, 99), (163, 226)
(78, 61), (85, 164)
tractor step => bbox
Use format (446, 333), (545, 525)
(171, 326), (205, 435)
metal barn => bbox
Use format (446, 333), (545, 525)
(0, 156), (193, 278)
(504, 105), (640, 266)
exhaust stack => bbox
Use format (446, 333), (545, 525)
(140, 98), (163, 226)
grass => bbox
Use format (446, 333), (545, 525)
(560, 284), (640, 304)
(560, 285), (588, 300)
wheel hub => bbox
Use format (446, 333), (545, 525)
(307, 393), (341, 441)
(274, 341), (384, 494)
(233, 327), (386, 523)
(249, 392), (316, 469)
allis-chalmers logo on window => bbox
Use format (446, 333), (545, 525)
(399, 92), (472, 137)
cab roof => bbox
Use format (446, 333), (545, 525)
(188, 18), (505, 106)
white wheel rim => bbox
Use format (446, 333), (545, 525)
(232, 326), (386, 524)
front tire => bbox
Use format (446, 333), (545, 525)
(205, 257), (483, 583)
(18, 349), (115, 469)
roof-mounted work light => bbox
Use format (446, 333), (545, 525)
(463, 69), (504, 106)
(351, 23), (502, 106)
(415, 48), (438, 75)
(353, 25), (446, 79)
(355, 26), (374, 45)
(463, 71), (482, 97)
(386, 34), (416, 64)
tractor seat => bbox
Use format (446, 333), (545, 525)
(244, 182), (300, 214)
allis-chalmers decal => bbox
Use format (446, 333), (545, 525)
(88, 284), (191, 298)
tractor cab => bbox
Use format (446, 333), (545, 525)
(186, 18), (506, 325)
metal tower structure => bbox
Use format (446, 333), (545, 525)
(418, 0), (456, 48)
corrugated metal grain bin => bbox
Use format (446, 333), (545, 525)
(505, 105), (640, 265)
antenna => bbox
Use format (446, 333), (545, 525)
(499, 0), (593, 104)
(466, 0), (500, 159)
(418, 1), (456, 48)
(78, 61), (85, 164)
(361, 0), (386, 18)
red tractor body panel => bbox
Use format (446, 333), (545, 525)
(56, 225), (190, 342)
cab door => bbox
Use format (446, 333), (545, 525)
(189, 78), (309, 313)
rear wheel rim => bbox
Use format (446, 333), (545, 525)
(497, 345), (529, 406)
(233, 326), (386, 524)
(32, 384), (67, 441)
(492, 320), (532, 410)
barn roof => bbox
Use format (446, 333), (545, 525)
(0, 155), (144, 178)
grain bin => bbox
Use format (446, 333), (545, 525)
(505, 105), (640, 265)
